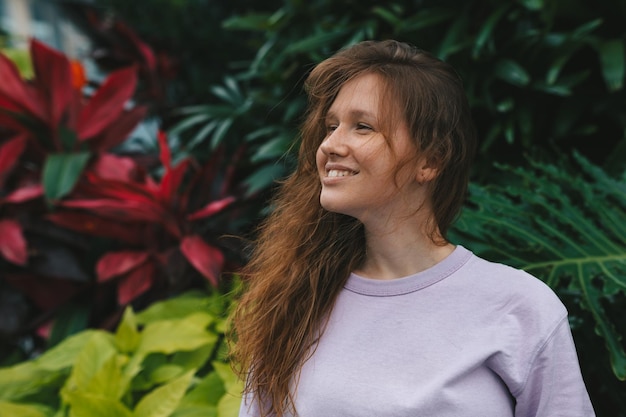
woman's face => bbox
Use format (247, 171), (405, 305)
(316, 73), (426, 226)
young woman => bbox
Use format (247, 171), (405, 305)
(231, 40), (594, 417)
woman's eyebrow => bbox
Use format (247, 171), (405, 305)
(325, 109), (377, 121)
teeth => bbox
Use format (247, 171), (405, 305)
(327, 169), (354, 177)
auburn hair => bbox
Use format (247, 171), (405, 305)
(229, 40), (477, 416)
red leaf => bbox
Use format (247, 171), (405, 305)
(4, 273), (80, 310)
(180, 235), (224, 286)
(0, 134), (27, 187)
(47, 212), (144, 244)
(158, 130), (171, 169)
(187, 196), (235, 220)
(0, 50), (46, 119)
(90, 153), (140, 182)
(2, 184), (44, 204)
(30, 39), (73, 126)
(117, 261), (155, 305)
(115, 21), (157, 71)
(0, 219), (28, 265)
(96, 250), (149, 282)
(159, 159), (190, 204)
(81, 173), (155, 203)
(61, 198), (165, 223)
(90, 105), (147, 152)
(76, 66), (138, 140)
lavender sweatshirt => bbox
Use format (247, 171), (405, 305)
(239, 245), (595, 416)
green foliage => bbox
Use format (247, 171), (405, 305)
(168, 0), (625, 179)
(0, 291), (242, 417)
(41, 152), (91, 203)
(449, 154), (626, 415)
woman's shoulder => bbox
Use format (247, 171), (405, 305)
(458, 248), (568, 319)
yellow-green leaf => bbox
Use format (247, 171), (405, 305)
(133, 371), (194, 417)
(0, 400), (53, 417)
(216, 392), (242, 417)
(36, 330), (100, 371)
(62, 332), (117, 399)
(85, 354), (129, 400)
(116, 306), (141, 353)
(180, 372), (225, 407)
(66, 392), (133, 417)
(138, 313), (217, 355)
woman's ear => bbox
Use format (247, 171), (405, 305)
(415, 158), (438, 184)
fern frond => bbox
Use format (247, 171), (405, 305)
(451, 153), (626, 380)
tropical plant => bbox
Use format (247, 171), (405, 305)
(178, 0), (625, 177)
(48, 132), (239, 305)
(0, 37), (255, 364)
(0, 39), (148, 354)
(449, 154), (626, 416)
(0, 290), (242, 417)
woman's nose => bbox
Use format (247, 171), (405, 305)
(319, 126), (348, 156)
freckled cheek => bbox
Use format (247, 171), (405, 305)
(315, 147), (326, 175)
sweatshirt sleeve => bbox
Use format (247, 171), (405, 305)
(238, 390), (259, 417)
(514, 316), (595, 417)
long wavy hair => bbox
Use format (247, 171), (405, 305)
(230, 40), (477, 417)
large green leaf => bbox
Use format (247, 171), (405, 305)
(451, 154), (626, 379)
(0, 400), (53, 417)
(596, 38), (625, 91)
(65, 392), (132, 417)
(137, 313), (218, 355)
(133, 371), (194, 417)
(42, 152), (91, 202)
(62, 332), (117, 395)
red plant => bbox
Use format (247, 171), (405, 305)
(49, 132), (236, 305)
(0, 39), (146, 155)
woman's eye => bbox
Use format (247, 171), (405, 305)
(326, 125), (338, 134)
(356, 123), (372, 131)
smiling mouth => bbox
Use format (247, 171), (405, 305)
(327, 169), (357, 177)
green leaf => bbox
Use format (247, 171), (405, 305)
(180, 372), (225, 407)
(222, 13), (272, 31)
(150, 365), (185, 384)
(0, 47), (33, 78)
(472, 5), (510, 58)
(436, 15), (469, 59)
(216, 393), (241, 417)
(115, 307), (141, 353)
(36, 330), (100, 371)
(283, 30), (349, 55)
(62, 332), (118, 399)
(243, 163), (287, 197)
(136, 292), (217, 324)
(520, 0), (543, 10)
(211, 362), (240, 393)
(171, 406), (217, 417)
(396, 8), (455, 33)
(171, 345), (214, 373)
(0, 400), (54, 417)
(0, 363), (50, 401)
(42, 152), (91, 202)
(137, 313), (217, 355)
(133, 371), (194, 417)
(59, 127), (78, 151)
(66, 392), (132, 417)
(494, 59), (531, 87)
(450, 155), (626, 380)
(85, 354), (129, 400)
(48, 302), (90, 349)
(596, 39), (625, 91)
(371, 6), (401, 26)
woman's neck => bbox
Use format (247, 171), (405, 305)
(354, 217), (454, 280)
